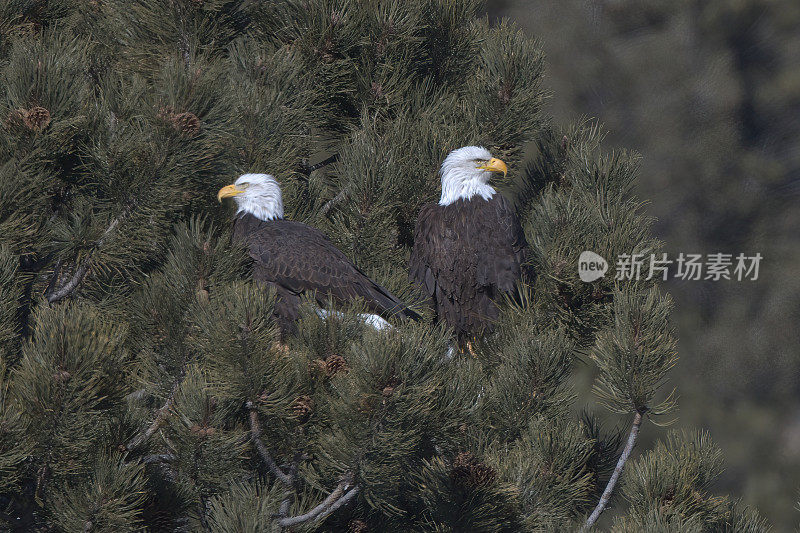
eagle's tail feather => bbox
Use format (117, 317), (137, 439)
(366, 282), (422, 322)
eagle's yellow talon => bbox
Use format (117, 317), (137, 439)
(466, 340), (478, 358)
(272, 341), (290, 355)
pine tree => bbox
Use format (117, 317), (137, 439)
(0, 1), (767, 531)
(487, 2), (800, 525)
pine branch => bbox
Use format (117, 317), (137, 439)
(277, 453), (301, 519)
(125, 378), (182, 452)
(246, 402), (294, 488)
(298, 153), (339, 176)
(46, 208), (130, 304)
(319, 184), (351, 217)
(278, 481), (295, 519)
(275, 478), (358, 528)
(316, 485), (359, 522)
(34, 464), (49, 504)
(124, 388), (148, 402)
(46, 261), (90, 304)
(198, 494), (211, 533)
(582, 410), (644, 530)
(245, 402), (357, 528)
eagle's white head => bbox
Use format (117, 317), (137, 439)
(217, 173), (284, 221)
(438, 146), (508, 206)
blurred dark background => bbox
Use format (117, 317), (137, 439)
(485, 0), (800, 529)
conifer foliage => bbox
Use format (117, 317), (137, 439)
(0, 1), (766, 531)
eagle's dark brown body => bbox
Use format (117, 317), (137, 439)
(234, 213), (418, 336)
(409, 193), (527, 340)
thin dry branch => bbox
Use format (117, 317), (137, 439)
(244, 404), (358, 528)
(298, 153), (339, 176)
(125, 379), (182, 452)
(278, 455), (301, 519)
(582, 410), (644, 530)
(316, 486), (359, 522)
(46, 262), (91, 304)
(47, 208), (130, 304)
(276, 479), (358, 528)
(319, 184), (351, 217)
(246, 402), (294, 488)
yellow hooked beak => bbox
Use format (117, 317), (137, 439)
(477, 157), (508, 177)
(217, 184), (245, 203)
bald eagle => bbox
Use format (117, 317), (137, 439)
(409, 146), (527, 348)
(218, 173), (419, 336)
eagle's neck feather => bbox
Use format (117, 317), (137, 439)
(439, 166), (495, 206)
(236, 194), (283, 221)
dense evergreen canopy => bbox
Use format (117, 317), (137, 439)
(0, 1), (768, 531)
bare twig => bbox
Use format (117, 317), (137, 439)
(319, 184), (351, 217)
(279, 484), (295, 519)
(245, 400), (358, 528)
(246, 402), (294, 488)
(276, 479), (358, 528)
(198, 494), (211, 532)
(316, 485), (359, 521)
(298, 153), (339, 176)
(582, 410), (644, 530)
(125, 379), (182, 452)
(47, 209), (130, 304)
(124, 388), (149, 403)
(34, 464), (48, 504)
(278, 454), (301, 519)
(46, 261), (91, 304)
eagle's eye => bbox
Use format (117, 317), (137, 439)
(474, 159), (488, 166)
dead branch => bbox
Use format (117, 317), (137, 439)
(582, 410), (644, 530)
